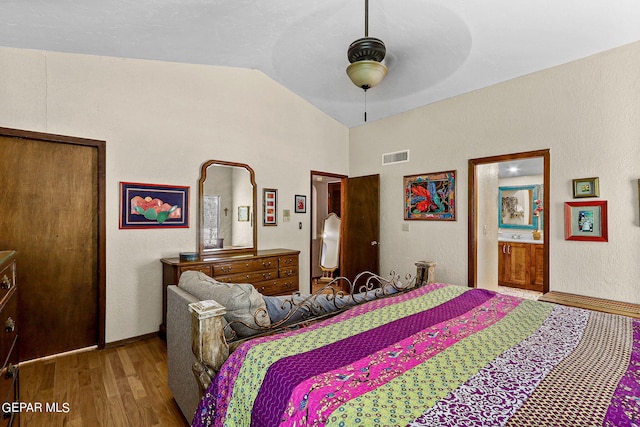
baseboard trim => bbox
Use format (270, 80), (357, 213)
(20, 345), (98, 365)
(19, 332), (162, 366)
(105, 332), (161, 349)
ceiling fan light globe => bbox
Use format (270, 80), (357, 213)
(346, 60), (388, 90)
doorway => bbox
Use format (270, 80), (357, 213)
(309, 172), (381, 293)
(468, 150), (550, 294)
(0, 128), (106, 360)
(310, 171), (345, 292)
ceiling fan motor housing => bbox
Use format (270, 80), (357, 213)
(348, 37), (386, 63)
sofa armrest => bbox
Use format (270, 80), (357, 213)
(167, 285), (200, 423)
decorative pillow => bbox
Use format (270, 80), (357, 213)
(178, 271), (270, 338)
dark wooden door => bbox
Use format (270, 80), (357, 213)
(0, 130), (104, 360)
(341, 174), (380, 285)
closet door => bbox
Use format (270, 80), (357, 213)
(0, 129), (105, 360)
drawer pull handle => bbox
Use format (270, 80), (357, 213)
(5, 317), (15, 333)
(262, 261), (272, 267)
(0, 275), (11, 290)
(5, 364), (15, 379)
(260, 286), (265, 292)
(262, 273), (272, 279)
(221, 266), (231, 273)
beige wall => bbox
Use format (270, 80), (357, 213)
(350, 41), (640, 304)
(0, 47), (349, 342)
(1, 40), (639, 345)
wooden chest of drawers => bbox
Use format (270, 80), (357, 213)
(159, 249), (299, 337)
(0, 251), (19, 427)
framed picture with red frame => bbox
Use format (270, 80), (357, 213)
(564, 200), (607, 242)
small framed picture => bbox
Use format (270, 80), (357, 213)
(564, 200), (608, 242)
(263, 188), (277, 226)
(572, 177), (599, 198)
(295, 195), (306, 213)
(238, 205), (249, 222)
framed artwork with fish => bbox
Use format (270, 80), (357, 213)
(404, 170), (456, 221)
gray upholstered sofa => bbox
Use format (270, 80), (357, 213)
(166, 262), (436, 422)
(167, 271), (274, 422)
(166, 273), (377, 422)
(167, 284), (202, 423)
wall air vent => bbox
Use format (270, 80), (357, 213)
(382, 149), (410, 165)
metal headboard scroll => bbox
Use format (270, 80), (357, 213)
(224, 270), (421, 342)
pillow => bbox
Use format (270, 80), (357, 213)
(178, 271), (270, 338)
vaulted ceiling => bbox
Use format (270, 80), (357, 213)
(1, 1), (639, 128)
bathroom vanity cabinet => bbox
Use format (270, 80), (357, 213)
(498, 242), (544, 292)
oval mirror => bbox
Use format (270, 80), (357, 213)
(198, 160), (257, 255)
(319, 213), (341, 281)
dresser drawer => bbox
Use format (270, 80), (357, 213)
(0, 291), (17, 368)
(179, 264), (212, 277)
(215, 269), (278, 284)
(213, 256), (279, 276)
(255, 278), (298, 296)
(0, 370), (17, 427)
(279, 255), (298, 268)
(0, 262), (15, 307)
(212, 259), (258, 275)
(0, 338), (17, 413)
(278, 267), (298, 279)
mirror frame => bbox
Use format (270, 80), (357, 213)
(198, 160), (257, 256)
(498, 184), (540, 230)
(319, 213), (341, 271)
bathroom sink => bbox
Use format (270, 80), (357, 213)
(498, 235), (543, 244)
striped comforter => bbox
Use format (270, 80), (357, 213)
(192, 283), (640, 427)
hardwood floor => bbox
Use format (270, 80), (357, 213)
(20, 337), (189, 427)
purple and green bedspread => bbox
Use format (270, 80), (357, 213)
(192, 283), (640, 427)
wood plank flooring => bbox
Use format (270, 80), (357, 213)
(19, 336), (189, 427)
(539, 291), (640, 319)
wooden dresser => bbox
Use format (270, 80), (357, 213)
(0, 251), (19, 426)
(160, 248), (300, 337)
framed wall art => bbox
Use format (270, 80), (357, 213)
(295, 195), (306, 213)
(263, 188), (278, 226)
(238, 205), (249, 222)
(119, 182), (189, 229)
(572, 177), (599, 198)
(404, 170), (456, 220)
(564, 200), (608, 242)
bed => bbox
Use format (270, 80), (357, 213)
(181, 271), (639, 427)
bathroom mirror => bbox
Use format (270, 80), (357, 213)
(498, 185), (540, 230)
(198, 160), (257, 256)
(319, 213), (341, 281)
